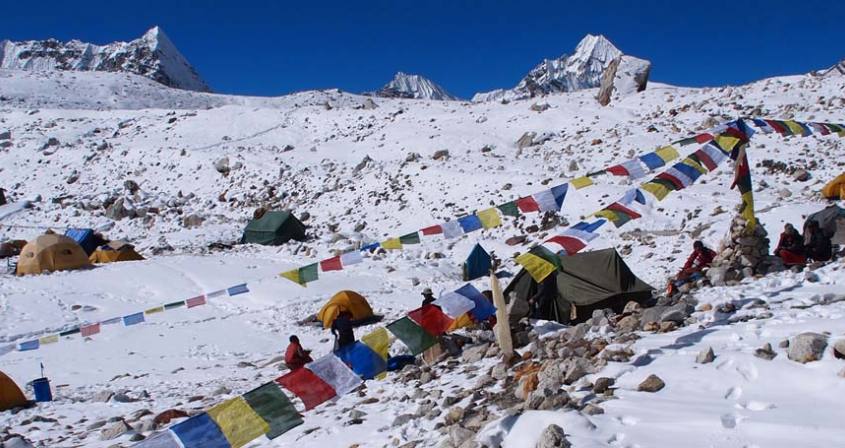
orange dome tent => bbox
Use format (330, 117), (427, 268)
(317, 291), (374, 329)
(0, 371), (27, 411)
(89, 241), (145, 264)
(821, 173), (845, 200)
(16, 234), (91, 276)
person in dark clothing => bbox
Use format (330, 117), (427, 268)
(804, 221), (832, 262)
(421, 287), (435, 306)
(284, 335), (313, 370)
(528, 274), (557, 319)
(331, 312), (356, 351)
(775, 223), (806, 266)
(0, 187), (6, 206)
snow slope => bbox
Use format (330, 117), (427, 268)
(0, 63), (844, 448)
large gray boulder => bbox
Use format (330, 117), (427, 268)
(787, 333), (828, 363)
(536, 424), (571, 448)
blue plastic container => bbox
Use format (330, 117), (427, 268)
(32, 377), (52, 402)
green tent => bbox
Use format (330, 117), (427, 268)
(241, 211), (307, 246)
(504, 248), (653, 324)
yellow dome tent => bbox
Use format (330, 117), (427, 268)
(821, 173), (845, 200)
(16, 234), (91, 276)
(317, 291), (374, 329)
(0, 371), (27, 411)
(89, 241), (145, 264)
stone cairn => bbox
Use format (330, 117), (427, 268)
(708, 215), (781, 285)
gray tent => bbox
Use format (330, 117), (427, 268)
(805, 205), (845, 245)
(504, 248), (653, 324)
(241, 211), (307, 246)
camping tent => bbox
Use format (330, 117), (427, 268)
(89, 241), (145, 264)
(0, 371), (27, 411)
(504, 248), (653, 324)
(805, 204), (845, 245)
(64, 228), (105, 256)
(463, 243), (492, 281)
(821, 173), (845, 200)
(241, 211), (306, 246)
(16, 234), (92, 276)
(317, 291), (375, 329)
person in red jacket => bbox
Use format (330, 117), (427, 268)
(668, 241), (716, 295)
(284, 335), (313, 371)
(774, 223), (806, 266)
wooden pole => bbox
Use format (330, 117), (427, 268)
(490, 270), (514, 360)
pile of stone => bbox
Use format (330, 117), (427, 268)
(708, 215), (781, 285)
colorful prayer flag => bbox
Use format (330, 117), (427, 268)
(335, 342), (388, 380)
(420, 224), (443, 235)
(101, 317), (122, 325)
(361, 327), (390, 360)
(399, 232), (421, 244)
(186, 295), (207, 308)
(570, 176), (593, 189)
(408, 304), (454, 336)
(227, 284), (249, 296)
(39, 334), (58, 345)
(170, 413), (230, 448)
(434, 291), (477, 319)
(242, 382), (303, 439)
(59, 327), (80, 337)
(516, 196), (540, 213)
(477, 207), (502, 229)
(386, 317), (438, 355)
(497, 201), (520, 217)
(123, 312), (145, 326)
(306, 354), (362, 396)
(276, 368), (336, 410)
(164, 300), (186, 310)
(515, 246), (560, 282)
(551, 183), (568, 208)
(381, 238), (402, 250)
(442, 221), (464, 239)
(207, 397), (270, 448)
(532, 189), (558, 212)
(18, 340), (39, 351)
(454, 284), (496, 321)
(206, 290), (227, 299)
(544, 235), (586, 255)
(655, 145), (679, 162)
(320, 256), (343, 272)
(457, 215), (483, 233)
(145, 306), (165, 315)
(730, 145), (757, 229)
(639, 152), (666, 170)
(783, 120), (808, 136)
(80, 324), (101, 337)
(132, 430), (181, 448)
(340, 250), (363, 266)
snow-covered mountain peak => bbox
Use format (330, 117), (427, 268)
(374, 71), (458, 101)
(570, 34), (622, 66)
(0, 26), (210, 92)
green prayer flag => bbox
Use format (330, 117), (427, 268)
(242, 382), (303, 439)
(386, 317), (438, 355)
(497, 201), (520, 217)
(164, 300), (186, 310)
(531, 245), (561, 269)
(299, 263), (319, 284)
(399, 232), (421, 245)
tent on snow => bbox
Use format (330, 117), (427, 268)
(504, 248), (653, 324)
(64, 228), (106, 256)
(241, 211), (306, 246)
(89, 241), (145, 264)
(316, 291), (376, 329)
(821, 173), (845, 200)
(16, 234), (92, 276)
(805, 204), (845, 245)
(463, 243), (492, 281)
(0, 371), (27, 411)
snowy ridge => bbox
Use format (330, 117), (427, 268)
(374, 72), (458, 101)
(0, 26), (210, 92)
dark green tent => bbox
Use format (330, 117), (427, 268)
(504, 248), (653, 324)
(241, 211), (307, 246)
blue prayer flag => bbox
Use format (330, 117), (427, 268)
(639, 152), (665, 170)
(226, 283), (249, 296)
(123, 312), (145, 327)
(19, 340), (39, 351)
(335, 342), (387, 380)
(672, 162), (701, 182)
(458, 215), (482, 233)
(454, 284), (496, 321)
(170, 413), (230, 448)
(572, 220), (605, 233)
(551, 183), (568, 209)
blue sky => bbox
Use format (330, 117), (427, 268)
(2, 0), (842, 98)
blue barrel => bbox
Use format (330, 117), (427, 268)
(32, 377), (52, 402)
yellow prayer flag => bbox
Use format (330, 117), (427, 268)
(713, 135), (740, 152)
(361, 327), (390, 360)
(593, 209), (618, 222)
(783, 120), (805, 136)
(279, 269), (301, 285)
(655, 145), (679, 162)
(477, 207), (502, 229)
(682, 157), (707, 174)
(570, 176), (593, 190)
(741, 191), (757, 230)
(144, 306), (164, 315)
(447, 313), (475, 332)
(838, 131), (845, 138)
(515, 252), (557, 282)
(380, 238), (402, 250)
(641, 182), (671, 201)
(208, 397), (270, 448)
(39, 334), (59, 345)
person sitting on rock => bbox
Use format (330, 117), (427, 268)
(668, 241), (716, 295)
(774, 223), (805, 266)
(804, 221), (832, 262)
(331, 311), (356, 351)
(284, 335), (313, 370)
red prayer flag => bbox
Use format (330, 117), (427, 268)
(186, 295), (207, 308)
(606, 165), (629, 176)
(656, 172), (684, 190)
(320, 256), (342, 272)
(516, 197), (540, 213)
(545, 235), (586, 255)
(407, 304), (454, 336)
(276, 368), (336, 410)
(694, 133), (713, 143)
(765, 120), (787, 134)
(693, 149), (717, 171)
(420, 225), (443, 235)
(607, 202), (642, 219)
(80, 323), (100, 337)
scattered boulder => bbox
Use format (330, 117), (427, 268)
(536, 424), (571, 448)
(124, 179), (140, 193)
(754, 343), (777, 361)
(592, 377), (615, 394)
(696, 347), (715, 364)
(787, 333), (828, 363)
(462, 343), (491, 363)
(214, 157), (230, 175)
(833, 339), (845, 360)
(93, 390), (114, 402)
(432, 149), (450, 160)
(154, 409), (188, 426)
(100, 420), (132, 440)
(637, 374), (665, 392)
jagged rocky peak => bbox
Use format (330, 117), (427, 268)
(472, 34), (650, 103)
(0, 26), (210, 92)
(813, 59), (845, 77)
(374, 72), (458, 101)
